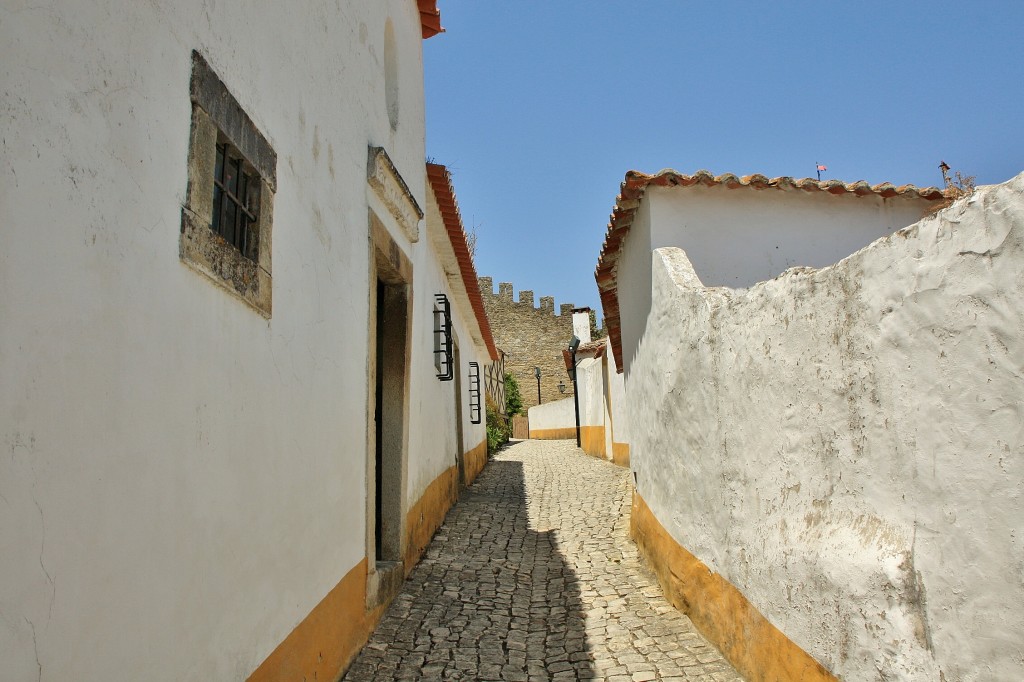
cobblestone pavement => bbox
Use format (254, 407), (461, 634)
(344, 439), (743, 681)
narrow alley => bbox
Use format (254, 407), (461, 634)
(344, 440), (742, 682)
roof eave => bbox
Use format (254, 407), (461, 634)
(426, 163), (499, 361)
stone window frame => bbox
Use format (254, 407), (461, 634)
(180, 50), (276, 317)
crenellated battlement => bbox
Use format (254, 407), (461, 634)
(478, 275), (606, 409)
(479, 277), (575, 318)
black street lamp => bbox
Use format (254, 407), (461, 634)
(568, 335), (581, 448)
(534, 366), (542, 405)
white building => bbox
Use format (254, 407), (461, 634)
(597, 169), (944, 375)
(596, 168), (1024, 681)
(528, 311), (630, 466)
(0, 2), (499, 680)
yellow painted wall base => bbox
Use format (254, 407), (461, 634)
(630, 492), (837, 682)
(580, 425), (606, 459)
(404, 465), (459, 571)
(247, 558), (385, 682)
(463, 439), (487, 486)
(528, 427), (607, 459)
(250, 453), (487, 682)
(611, 442), (630, 467)
(529, 427), (578, 440)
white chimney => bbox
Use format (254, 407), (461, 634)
(572, 308), (592, 344)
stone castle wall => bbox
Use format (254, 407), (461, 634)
(478, 277), (580, 409)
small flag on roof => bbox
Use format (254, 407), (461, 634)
(817, 164), (827, 172)
(815, 163), (827, 180)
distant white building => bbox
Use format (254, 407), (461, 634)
(0, 2), (499, 680)
(528, 310), (630, 466)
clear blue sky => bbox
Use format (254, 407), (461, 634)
(424, 1), (1023, 316)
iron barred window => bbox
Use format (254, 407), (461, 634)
(469, 362), (482, 424)
(180, 51), (276, 316)
(434, 293), (454, 381)
(212, 140), (260, 261)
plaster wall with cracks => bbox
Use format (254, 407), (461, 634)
(628, 174), (1024, 681)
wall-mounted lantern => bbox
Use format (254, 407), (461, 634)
(468, 362), (482, 424)
(434, 293), (453, 381)
(534, 366), (542, 405)
(558, 380), (566, 394)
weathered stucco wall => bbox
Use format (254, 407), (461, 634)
(0, 1), (480, 680)
(628, 175), (1024, 680)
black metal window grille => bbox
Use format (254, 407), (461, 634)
(468, 362), (482, 424)
(212, 140), (260, 261)
(433, 293), (453, 381)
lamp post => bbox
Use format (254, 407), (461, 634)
(534, 366), (542, 406)
(568, 335), (581, 448)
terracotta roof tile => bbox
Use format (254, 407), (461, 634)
(419, 0), (444, 39)
(595, 169), (947, 373)
(561, 339), (606, 372)
(426, 163), (498, 361)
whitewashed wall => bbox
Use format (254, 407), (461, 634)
(617, 196), (656, 375)
(407, 197), (490, 503)
(528, 397), (577, 433)
(579, 357), (605, 429)
(0, 1), (460, 680)
(528, 350), (628, 462)
(605, 341), (630, 446)
(628, 175), (1024, 681)
(527, 355), (605, 435)
(405, 238), (488, 506)
(618, 185), (932, 375)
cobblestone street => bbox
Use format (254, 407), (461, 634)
(344, 439), (742, 681)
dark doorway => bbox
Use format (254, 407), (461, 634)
(373, 276), (408, 563)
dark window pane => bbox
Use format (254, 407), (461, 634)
(234, 192), (244, 248)
(212, 186), (222, 232)
(226, 156), (240, 195)
(238, 173), (248, 214)
(223, 200), (237, 243)
(208, 142), (260, 262)
(237, 173), (249, 254)
(215, 144), (225, 183)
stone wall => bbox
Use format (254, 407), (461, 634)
(627, 174), (1024, 681)
(479, 277), (586, 408)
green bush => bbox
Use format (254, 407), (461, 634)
(504, 374), (523, 417)
(486, 402), (509, 454)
